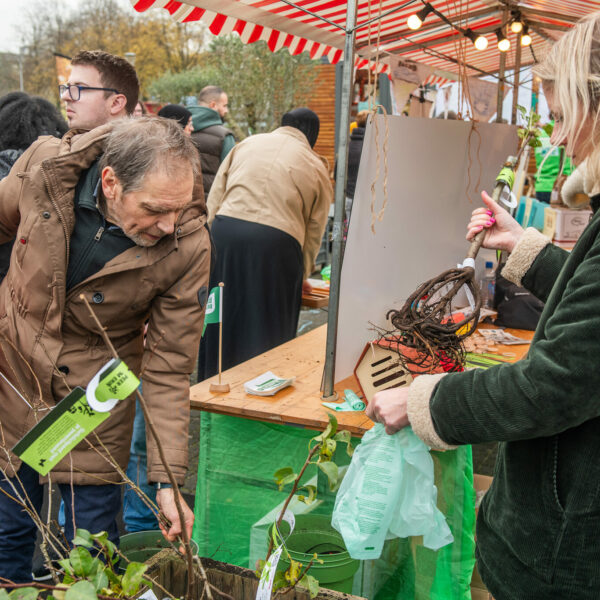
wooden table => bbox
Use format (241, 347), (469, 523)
(190, 324), (534, 437)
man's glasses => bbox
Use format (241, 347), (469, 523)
(59, 84), (120, 102)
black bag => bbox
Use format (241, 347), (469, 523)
(493, 269), (544, 331)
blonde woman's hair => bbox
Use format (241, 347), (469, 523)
(533, 13), (600, 183)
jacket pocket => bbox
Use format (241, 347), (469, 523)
(482, 439), (567, 584)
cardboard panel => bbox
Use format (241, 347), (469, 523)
(335, 115), (518, 381)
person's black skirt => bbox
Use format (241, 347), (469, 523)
(198, 215), (303, 380)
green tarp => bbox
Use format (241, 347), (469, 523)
(193, 413), (475, 599)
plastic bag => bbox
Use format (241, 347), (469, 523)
(331, 424), (453, 560)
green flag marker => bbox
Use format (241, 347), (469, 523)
(13, 387), (110, 476)
(202, 285), (222, 336)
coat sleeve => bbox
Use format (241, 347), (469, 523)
(408, 232), (600, 448)
(501, 227), (569, 303)
(207, 147), (235, 224)
(301, 161), (333, 279)
(142, 226), (211, 485)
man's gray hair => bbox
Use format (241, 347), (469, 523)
(100, 116), (200, 194)
(197, 85), (225, 106)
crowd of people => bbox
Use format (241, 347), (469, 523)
(1, 10), (600, 599)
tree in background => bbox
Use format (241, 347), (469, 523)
(17, 0), (208, 102)
(204, 36), (318, 137)
(150, 35), (319, 138)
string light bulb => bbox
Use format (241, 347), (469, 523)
(464, 28), (488, 51)
(521, 25), (532, 46)
(496, 29), (510, 52)
(510, 14), (524, 33)
(407, 4), (434, 30)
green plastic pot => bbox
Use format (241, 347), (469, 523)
(118, 531), (199, 573)
(271, 514), (359, 594)
(119, 530), (169, 568)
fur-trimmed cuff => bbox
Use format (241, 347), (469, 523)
(407, 373), (457, 450)
(501, 228), (551, 287)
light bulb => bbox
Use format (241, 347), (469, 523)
(498, 37), (510, 52)
(521, 26), (532, 46)
(511, 21), (523, 34)
(407, 13), (423, 30)
(474, 35), (488, 50)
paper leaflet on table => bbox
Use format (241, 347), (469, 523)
(244, 371), (295, 396)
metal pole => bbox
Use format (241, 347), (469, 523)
(322, 0), (358, 399)
(496, 51), (506, 123)
(511, 31), (522, 124)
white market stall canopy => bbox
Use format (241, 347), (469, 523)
(131, 0), (600, 80)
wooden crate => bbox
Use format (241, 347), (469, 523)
(144, 549), (366, 600)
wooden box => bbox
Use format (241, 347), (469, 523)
(143, 549), (366, 600)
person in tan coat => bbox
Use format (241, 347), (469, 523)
(0, 117), (211, 582)
(198, 108), (332, 379)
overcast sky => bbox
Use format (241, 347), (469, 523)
(0, 0), (133, 53)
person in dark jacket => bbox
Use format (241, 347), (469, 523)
(0, 92), (67, 281)
(0, 92), (67, 179)
(346, 110), (369, 201)
(368, 13), (600, 600)
(189, 86), (235, 196)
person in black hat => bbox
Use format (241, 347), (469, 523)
(158, 104), (193, 136)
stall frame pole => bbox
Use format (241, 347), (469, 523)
(322, 0), (358, 399)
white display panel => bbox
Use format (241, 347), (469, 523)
(335, 115), (518, 381)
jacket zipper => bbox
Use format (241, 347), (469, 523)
(40, 164), (70, 263)
(94, 226), (104, 241)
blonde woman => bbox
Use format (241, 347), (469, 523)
(368, 13), (600, 599)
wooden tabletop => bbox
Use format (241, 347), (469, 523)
(189, 324), (534, 437)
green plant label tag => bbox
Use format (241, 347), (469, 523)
(87, 359), (140, 412)
(12, 387), (110, 476)
(496, 166), (515, 189)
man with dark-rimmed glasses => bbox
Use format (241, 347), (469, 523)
(59, 50), (139, 130)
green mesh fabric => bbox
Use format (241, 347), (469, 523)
(192, 413), (475, 598)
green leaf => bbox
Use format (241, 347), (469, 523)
(121, 562), (149, 596)
(88, 563), (108, 593)
(299, 574), (320, 598)
(273, 467), (298, 491)
(72, 529), (94, 548)
(297, 484), (317, 504)
(319, 438), (336, 461)
(542, 122), (554, 135)
(317, 461), (339, 491)
(69, 546), (95, 577)
(333, 430), (354, 456)
(284, 559), (302, 585)
(532, 112), (541, 123)
(89, 531), (108, 546)
(254, 559), (266, 579)
(58, 558), (74, 576)
(517, 104), (527, 116)
(272, 571), (288, 592)
(8, 589), (38, 600)
(65, 581), (97, 600)
(530, 138), (543, 147)
(104, 568), (121, 586)
(0, 590), (9, 600)
(312, 413), (338, 443)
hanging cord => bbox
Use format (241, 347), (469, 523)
(370, 104), (390, 233)
(367, 0), (390, 233)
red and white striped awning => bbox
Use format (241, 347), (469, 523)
(130, 0), (600, 80)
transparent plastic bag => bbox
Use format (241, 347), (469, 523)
(332, 424), (453, 560)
